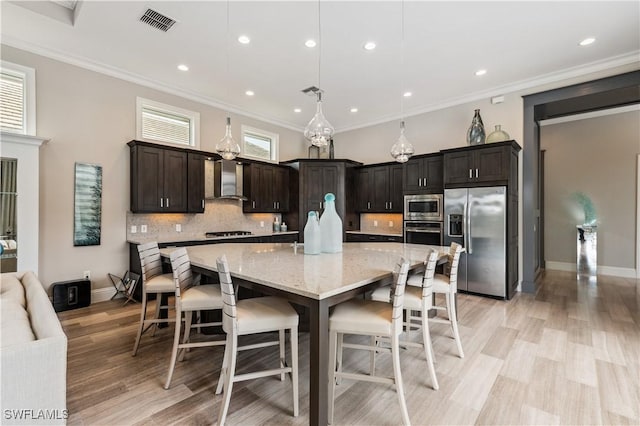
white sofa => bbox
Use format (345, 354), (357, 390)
(1, 271), (67, 425)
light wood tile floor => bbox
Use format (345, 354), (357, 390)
(59, 271), (640, 425)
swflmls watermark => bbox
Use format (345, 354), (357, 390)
(3, 409), (69, 421)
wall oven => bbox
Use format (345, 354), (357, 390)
(404, 221), (443, 246)
(404, 194), (443, 221)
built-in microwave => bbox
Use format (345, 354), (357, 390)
(404, 194), (443, 221)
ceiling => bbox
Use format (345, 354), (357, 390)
(2, 1), (639, 133)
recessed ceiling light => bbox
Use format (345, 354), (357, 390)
(403, 92), (412, 97)
(245, 90), (254, 96)
(579, 37), (596, 46)
(294, 108), (302, 113)
(475, 69), (487, 76)
(238, 35), (250, 44)
(363, 41), (376, 51)
(177, 64), (189, 71)
(350, 107), (358, 113)
(305, 39), (317, 48)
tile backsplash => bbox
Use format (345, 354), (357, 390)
(126, 199), (282, 240)
(359, 213), (403, 234)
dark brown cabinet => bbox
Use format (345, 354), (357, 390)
(283, 159), (361, 241)
(357, 164), (403, 212)
(443, 142), (514, 186)
(187, 153), (205, 213)
(345, 233), (403, 242)
(243, 163), (289, 213)
(129, 142), (188, 213)
(403, 154), (443, 193)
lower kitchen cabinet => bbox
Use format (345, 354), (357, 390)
(345, 233), (403, 243)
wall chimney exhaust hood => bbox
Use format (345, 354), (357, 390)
(204, 159), (247, 201)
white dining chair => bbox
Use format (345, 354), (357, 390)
(328, 258), (412, 425)
(408, 242), (465, 358)
(164, 247), (226, 389)
(132, 242), (176, 356)
(215, 255), (299, 426)
(370, 250), (439, 390)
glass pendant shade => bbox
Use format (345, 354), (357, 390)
(390, 121), (414, 163)
(304, 92), (334, 147)
(216, 117), (241, 160)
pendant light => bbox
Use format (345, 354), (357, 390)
(390, 0), (414, 163)
(215, 0), (241, 160)
(303, 0), (334, 147)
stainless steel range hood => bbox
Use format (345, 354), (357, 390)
(204, 159), (247, 201)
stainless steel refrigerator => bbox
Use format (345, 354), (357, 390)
(444, 186), (507, 298)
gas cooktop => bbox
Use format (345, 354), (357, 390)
(205, 231), (252, 238)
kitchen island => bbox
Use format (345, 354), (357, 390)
(159, 242), (447, 425)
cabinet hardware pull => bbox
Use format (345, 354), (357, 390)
(475, 168), (479, 178)
(166, 198), (169, 208)
(469, 169), (473, 179)
(389, 201), (392, 209)
(423, 178), (427, 187)
(202, 199), (205, 209)
(367, 201), (371, 209)
(160, 198), (163, 208)
(252, 201), (256, 209)
(418, 178), (422, 187)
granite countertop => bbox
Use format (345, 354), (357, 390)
(159, 242), (447, 300)
(346, 230), (403, 237)
(127, 230), (299, 245)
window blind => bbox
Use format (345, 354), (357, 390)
(0, 72), (25, 133)
(141, 106), (191, 146)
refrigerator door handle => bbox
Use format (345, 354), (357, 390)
(465, 199), (472, 254)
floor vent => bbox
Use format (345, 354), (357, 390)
(140, 8), (176, 32)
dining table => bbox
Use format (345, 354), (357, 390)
(159, 241), (449, 425)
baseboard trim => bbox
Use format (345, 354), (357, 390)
(92, 287), (118, 304)
(545, 261), (637, 278)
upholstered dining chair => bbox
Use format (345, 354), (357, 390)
(132, 241), (176, 356)
(164, 247), (225, 389)
(328, 258), (412, 425)
(370, 249), (439, 390)
(215, 255), (299, 426)
(408, 242), (465, 358)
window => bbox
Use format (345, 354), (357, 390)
(0, 61), (36, 135)
(136, 97), (200, 148)
(241, 125), (279, 162)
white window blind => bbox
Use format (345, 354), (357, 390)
(0, 71), (25, 133)
(141, 106), (191, 146)
(241, 125), (278, 162)
(136, 97), (199, 148)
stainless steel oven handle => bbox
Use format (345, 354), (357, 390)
(406, 228), (441, 233)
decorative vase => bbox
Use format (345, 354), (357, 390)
(466, 109), (486, 145)
(303, 211), (321, 254)
(486, 125), (510, 143)
(308, 145), (320, 159)
(319, 193), (343, 253)
(329, 139), (335, 159)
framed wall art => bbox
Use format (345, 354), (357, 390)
(74, 162), (102, 246)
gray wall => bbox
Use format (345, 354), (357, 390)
(541, 109), (639, 271)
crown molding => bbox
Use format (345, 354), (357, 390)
(1, 35), (304, 133)
(0, 131), (49, 146)
(336, 51), (640, 134)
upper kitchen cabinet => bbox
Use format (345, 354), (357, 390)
(187, 152), (205, 213)
(129, 141), (188, 213)
(243, 163), (289, 213)
(356, 163), (403, 212)
(403, 154), (443, 194)
(282, 159), (361, 240)
(442, 140), (521, 187)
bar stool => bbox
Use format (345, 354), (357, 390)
(408, 242), (465, 358)
(164, 247), (226, 389)
(132, 242), (175, 356)
(371, 250), (439, 390)
(215, 255), (299, 426)
(328, 258), (411, 425)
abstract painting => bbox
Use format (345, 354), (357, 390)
(74, 162), (102, 246)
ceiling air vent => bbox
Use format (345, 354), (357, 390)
(139, 8), (176, 32)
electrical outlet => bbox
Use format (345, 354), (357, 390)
(373, 220), (378, 227)
(83, 270), (91, 280)
(141, 224), (147, 233)
(260, 221), (265, 228)
(130, 225), (137, 234)
(389, 221), (394, 227)
(175, 224), (182, 232)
